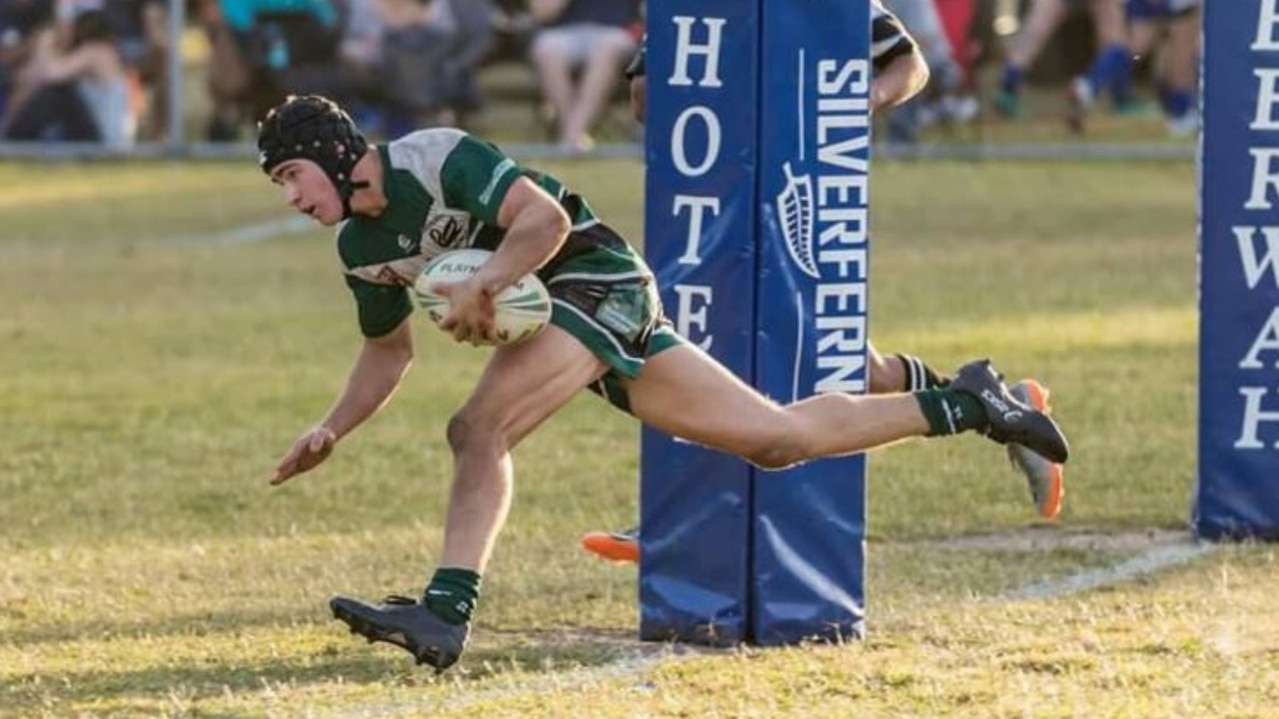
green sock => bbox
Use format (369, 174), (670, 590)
(896, 354), (950, 391)
(913, 388), (988, 437)
(422, 567), (481, 625)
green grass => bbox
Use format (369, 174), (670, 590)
(4, 157), (1272, 718)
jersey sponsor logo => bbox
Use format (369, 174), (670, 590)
(347, 256), (431, 287)
(376, 265), (412, 287)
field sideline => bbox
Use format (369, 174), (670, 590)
(2, 158), (1278, 717)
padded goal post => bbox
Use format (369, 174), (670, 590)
(1196, 0), (1279, 539)
(640, 0), (870, 645)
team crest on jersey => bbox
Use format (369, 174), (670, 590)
(424, 212), (469, 250)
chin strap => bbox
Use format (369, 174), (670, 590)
(340, 179), (371, 219)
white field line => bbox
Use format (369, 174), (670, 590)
(319, 533), (1222, 717)
(314, 534), (1222, 717)
(0, 215), (313, 257)
(170, 215), (314, 245)
(1005, 539), (1221, 600)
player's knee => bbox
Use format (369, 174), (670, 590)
(445, 411), (504, 456)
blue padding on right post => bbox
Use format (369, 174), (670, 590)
(1196, 0), (1279, 539)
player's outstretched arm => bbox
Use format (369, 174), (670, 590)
(270, 319), (414, 485)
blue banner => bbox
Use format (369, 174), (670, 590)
(640, 0), (760, 644)
(1197, 0), (1279, 539)
(752, 0), (869, 643)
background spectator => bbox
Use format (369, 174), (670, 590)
(1128, 0), (1199, 136)
(99, 0), (168, 140)
(0, 0), (55, 118)
(884, 0), (978, 142)
(995, 0), (1137, 131)
(377, 0), (454, 132)
(335, 0), (386, 128)
(434, 0), (495, 124)
(202, 0), (340, 139)
(528, 0), (640, 153)
(376, 0), (494, 135)
(1, 8), (135, 145)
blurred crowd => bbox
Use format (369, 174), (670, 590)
(883, 0), (1200, 141)
(0, 0), (1200, 148)
(0, 0), (167, 146)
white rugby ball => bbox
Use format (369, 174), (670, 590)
(413, 248), (552, 346)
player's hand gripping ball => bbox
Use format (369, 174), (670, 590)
(413, 249), (552, 346)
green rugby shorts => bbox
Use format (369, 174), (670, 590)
(543, 225), (684, 413)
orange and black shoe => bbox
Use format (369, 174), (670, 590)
(1008, 379), (1066, 521)
(950, 359), (1070, 464)
(580, 526), (640, 563)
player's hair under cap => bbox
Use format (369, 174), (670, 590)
(257, 95), (370, 218)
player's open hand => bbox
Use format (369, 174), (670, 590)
(432, 278), (497, 346)
(270, 426), (337, 485)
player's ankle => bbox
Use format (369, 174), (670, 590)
(422, 567), (481, 625)
(914, 388), (987, 436)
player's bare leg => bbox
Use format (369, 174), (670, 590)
(1161, 9), (1200, 136)
(623, 344), (1068, 470)
(580, 345), (1067, 562)
(438, 326), (607, 570)
(624, 344), (925, 468)
(1007, 0), (1068, 70)
(561, 32), (636, 151)
(582, 342), (918, 561)
(584, 343), (921, 562)
(332, 326), (607, 670)
(997, 0), (1068, 118)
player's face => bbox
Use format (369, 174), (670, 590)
(269, 159), (343, 226)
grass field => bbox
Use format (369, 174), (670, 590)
(2, 156), (1277, 718)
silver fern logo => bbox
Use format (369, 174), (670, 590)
(775, 162), (819, 278)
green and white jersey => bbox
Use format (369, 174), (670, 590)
(338, 128), (602, 337)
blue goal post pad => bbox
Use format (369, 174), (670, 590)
(751, 0), (870, 644)
(1196, 0), (1279, 539)
(639, 0), (762, 645)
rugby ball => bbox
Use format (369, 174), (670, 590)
(412, 248), (552, 346)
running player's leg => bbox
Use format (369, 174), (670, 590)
(997, 0), (1069, 117)
(1159, 2), (1200, 135)
(1127, 1), (1160, 59)
(440, 325), (608, 572)
(623, 343), (1068, 470)
(333, 325), (608, 668)
(625, 344), (925, 469)
(582, 343), (949, 563)
(1070, 0), (1138, 131)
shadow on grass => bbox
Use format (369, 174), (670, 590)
(1, 606), (316, 647)
(6, 626), (690, 710)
